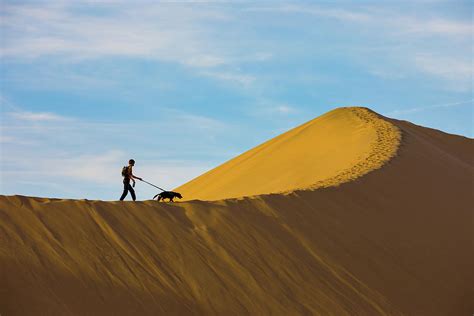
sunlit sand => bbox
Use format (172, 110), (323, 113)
(1, 107), (472, 315)
(176, 107), (401, 200)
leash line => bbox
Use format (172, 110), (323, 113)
(139, 179), (166, 192)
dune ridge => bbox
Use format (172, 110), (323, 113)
(308, 107), (401, 190)
(176, 107), (401, 201)
(1, 108), (472, 315)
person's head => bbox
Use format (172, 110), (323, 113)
(129, 159), (135, 166)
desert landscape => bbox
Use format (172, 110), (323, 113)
(1, 107), (472, 315)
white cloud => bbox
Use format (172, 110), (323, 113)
(184, 55), (228, 68)
(8, 111), (71, 122)
(0, 3), (233, 67)
(248, 4), (471, 38)
(368, 69), (406, 80)
(244, 100), (301, 119)
(158, 109), (227, 131)
(0, 2), (274, 90)
(200, 71), (256, 86)
(0, 135), (38, 146)
(413, 54), (472, 90)
(397, 18), (472, 37)
(50, 150), (206, 189)
(275, 105), (297, 114)
(385, 99), (474, 117)
(247, 3), (471, 90)
(2, 2), (469, 91)
(53, 150), (126, 183)
(246, 4), (371, 22)
(0, 135), (15, 143)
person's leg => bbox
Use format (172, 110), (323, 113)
(129, 184), (136, 201)
(120, 180), (129, 200)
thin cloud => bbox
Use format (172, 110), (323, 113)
(47, 150), (126, 184)
(246, 4), (371, 22)
(275, 105), (298, 114)
(1, 100), (234, 198)
(0, 2), (268, 90)
(386, 99), (474, 116)
(245, 100), (302, 119)
(245, 3), (471, 90)
(1, 149), (211, 198)
(397, 17), (472, 37)
(200, 71), (256, 86)
(1, 2), (469, 91)
(8, 111), (72, 122)
(0, 3), (233, 67)
(247, 4), (471, 38)
(0, 135), (16, 143)
(413, 54), (472, 90)
(159, 108), (228, 131)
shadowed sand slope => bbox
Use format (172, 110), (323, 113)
(1, 109), (473, 315)
(176, 107), (401, 201)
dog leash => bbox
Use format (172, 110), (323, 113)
(139, 179), (166, 192)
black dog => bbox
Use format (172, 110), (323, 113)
(153, 191), (183, 202)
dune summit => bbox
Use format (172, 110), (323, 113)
(1, 107), (472, 315)
(176, 107), (401, 200)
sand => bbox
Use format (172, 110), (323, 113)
(176, 107), (401, 200)
(0, 107), (472, 315)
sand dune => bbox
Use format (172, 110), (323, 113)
(1, 107), (472, 315)
(176, 107), (401, 200)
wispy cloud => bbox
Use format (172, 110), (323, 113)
(200, 71), (256, 86)
(413, 54), (472, 91)
(247, 3), (471, 90)
(396, 17), (472, 37)
(274, 105), (298, 114)
(0, 135), (16, 143)
(159, 109), (228, 131)
(244, 100), (302, 120)
(58, 150), (125, 183)
(8, 111), (72, 122)
(0, 2), (272, 90)
(385, 99), (474, 116)
(0, 100), (239, 198)
(1, 2), (470, 91)
(1, 148), (212, 199)
(246, 4), (371, 22)
(1, 3), (235, 67)
(248, 4), (471, 38)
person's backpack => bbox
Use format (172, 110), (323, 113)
(121, 166), (129, 177)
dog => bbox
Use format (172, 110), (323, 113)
(153, 191), (183, 202)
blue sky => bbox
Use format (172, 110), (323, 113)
(0, 0), (472, 200)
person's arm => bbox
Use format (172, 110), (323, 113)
(130, 167), (142, 181)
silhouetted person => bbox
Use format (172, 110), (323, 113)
(120, 159), (142, 201)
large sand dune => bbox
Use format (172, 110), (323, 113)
(176, 107), (401, 200)
(1, 107), (472, 315)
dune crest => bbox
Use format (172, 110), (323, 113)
(176, 107), (401, 201)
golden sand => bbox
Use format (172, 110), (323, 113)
(176, 107), (401, 201)
(1, 108), (472, 315)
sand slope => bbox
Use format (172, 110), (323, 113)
(1, 108), (472, 315)
(176, 107), (401, 200)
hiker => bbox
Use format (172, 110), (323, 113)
(120, 159), (142, 201)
